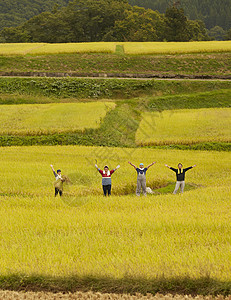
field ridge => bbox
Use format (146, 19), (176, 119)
(1, 71), (231, 80)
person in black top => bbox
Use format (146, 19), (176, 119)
(165, 163), (196, 194)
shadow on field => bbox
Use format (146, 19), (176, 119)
(0, 274), (230, 296)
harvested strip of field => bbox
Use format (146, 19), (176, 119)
(0, 102), (115, 135)
(0, 290), (230, 299)
(136, 108), (231, 146)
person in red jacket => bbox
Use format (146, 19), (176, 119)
(95, 164), (120, 196)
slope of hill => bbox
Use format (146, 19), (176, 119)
(0, 0), (230, 31)
(0, 0), (69, 30)
(129, 0), (231, 30)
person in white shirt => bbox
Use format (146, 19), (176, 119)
(50, 164), (64, 197)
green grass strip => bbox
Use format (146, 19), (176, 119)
(0, 274), (230, 295)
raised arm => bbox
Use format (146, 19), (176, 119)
(165, 164), (177, 172)
(128, 161), (137, 169)
(184, 165), (197, 172)
(147, 162), (156, 169)
(95, 163), (99, 170)
(50, 164), (55, 172)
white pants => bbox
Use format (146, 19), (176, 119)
(173, 181), (185, 194)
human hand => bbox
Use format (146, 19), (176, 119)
(116, 165), (120, 169)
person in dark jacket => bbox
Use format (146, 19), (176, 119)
(165, 163), (196, 194)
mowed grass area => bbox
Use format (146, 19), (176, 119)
(0, 102), (115, 135)
(136, 108), (231, 146)
(1, 41), (231, 55)
(0, 146), (230, 294)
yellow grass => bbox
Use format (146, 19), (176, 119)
(0, 43), (46, 55)
(0, 102), (115, 134)
(0, 42), (117, 55)
(0, 41), (231, 56)
(123, 41), (231, 54)
(0, 146), (230, 281)
(136, 108), (231, 145)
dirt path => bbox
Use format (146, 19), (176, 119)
(0, 291), (230, 299)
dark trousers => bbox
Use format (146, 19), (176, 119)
(55, 188), (62, 197)
(103, 184), (111, 196)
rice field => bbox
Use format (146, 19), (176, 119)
(0, 41), (231, 56)
(0, 102), (115, 135)
(136, 108), (231, 146)
(0, 146), (230, 289)
(0, 42), (116, 55)
(122, 41), (231, 55)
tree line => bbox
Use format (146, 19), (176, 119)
(1, 0), (211, 43)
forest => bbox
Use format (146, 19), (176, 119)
(0, 0), (230, 42)
(0, 0), (230, 32)
(129, 0), (231, 30)
(0, 0), (210, 43)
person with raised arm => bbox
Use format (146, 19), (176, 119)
(50, 164), (64, 197)
(128, 161), (156, 196)
(95, 164), (120, 196)
(165, 163), (196, 194)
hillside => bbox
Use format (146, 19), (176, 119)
(0, 0), (230, 31)
(0, 0), (69, 30)
(129, 0), (231, 30)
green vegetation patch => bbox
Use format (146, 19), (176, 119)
(1, 78), (231, 100)
(0, 53), (231, 77)
(148, 89), (231, 111)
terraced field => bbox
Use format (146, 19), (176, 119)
(0, 102), (115, 135)
(136, 108), (231, 146)
(0, 41), (230, 297)
(1, 41), (231, 55)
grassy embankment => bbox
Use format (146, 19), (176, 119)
(0, 146), (230, 295)
(0, 77), (230, 150)
(0, 42), (231, 77)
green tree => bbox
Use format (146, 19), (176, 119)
(164, 5), (189, 41)
(208, 26), (226, 41)
(187, 19), (209, 41)
(224, 28), (231, 40)
(104, 6), (165, 42)
(1, 26), (30, 42)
